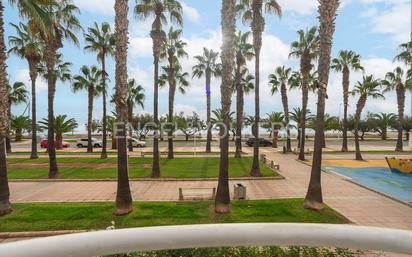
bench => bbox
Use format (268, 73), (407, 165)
(269, 160), (280, 170)
(179, 187), (216, 201)
(293, 148), (311, 155)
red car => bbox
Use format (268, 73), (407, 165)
(40, 139), (70, 149)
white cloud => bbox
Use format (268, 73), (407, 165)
(13, 68), (48, 92)
(277, 0), (317, 15)
(73, 0), (114, 16)
(129, 37), (153, 58)
(181, 1), (201, 23)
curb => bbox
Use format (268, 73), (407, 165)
(0, 230), (87, 239)
(10, 176), (285, 182)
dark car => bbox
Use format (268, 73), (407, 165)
(245, 138), (272, 147)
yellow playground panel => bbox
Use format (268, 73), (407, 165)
(318, 160), (388, 168)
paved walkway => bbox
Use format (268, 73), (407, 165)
(7, 150), (412, 230)
(260, 149), (412, 230)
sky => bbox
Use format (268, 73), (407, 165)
(4, 0), (411, 133)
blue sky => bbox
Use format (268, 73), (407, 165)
(4, 0), (411, 133)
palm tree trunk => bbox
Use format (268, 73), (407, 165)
(215, 0), (235, 214)
(341, 67), (349, 152)
(206, 70), (212, 153)
(395, 86), (405, 151)
(354, 97), (366, 161)
(87, 87), (94, 153)
(151, 30), (162, 178)
(45, 46), (59, 179)
(0, 1), (11, 215)
(235, 65), (243, 158)
(29, 60), (39, 159)
(128, 103), (134, 152)
(280, 83), (291, 152)
(101, 56), (108, 159)
(299, 60), (310, 161)
(304, 0), (339, 210)
(273, 130), (279, 148)
(5, 103), (11, 153)
(167, 60), (175, 159)
(114, 0), (132, 215)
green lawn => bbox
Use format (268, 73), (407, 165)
(0, 199), (347, 232)
(7, 157), (278, 179)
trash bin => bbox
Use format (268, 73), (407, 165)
(234, 184), (246, 200)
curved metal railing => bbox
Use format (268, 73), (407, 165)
(0, 223), (411, 257)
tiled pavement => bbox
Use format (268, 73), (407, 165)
(7, 150), (412, 230)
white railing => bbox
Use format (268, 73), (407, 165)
(0, 223), (411, 257)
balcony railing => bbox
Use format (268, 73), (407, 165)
(0, 223), (411, 257)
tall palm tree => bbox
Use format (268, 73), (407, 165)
(234, 31), (254, 158)
(113, 0), (133, 215)
(352, 75), (384, 160)
(38, 53), (72, 178)
(84, 22), (115, 159)
(269, 66), (292, 151)
(39, 115), (77, 149)
(215, 0), (236, 214)
(331, 50), (363, 152)
(395, 41), (412, 118)
(289, 26), (320, 161)
(160, 27), (187, 159)
(6, 81), (28, 152)
(8, 22), (44, 159)
(72, 65), (102, 153)
(304, 0), (340, 210)
(382, 67), (411, 151)
(32, 0), (81, 179)
(1, 0), (50, 215)
(135, 0), (183, 178)
(237, 0), (281, 176)
(192, 48), (221, 153)
(126, 78), (145, 152)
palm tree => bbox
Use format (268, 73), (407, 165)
(114, 0), (133, 215)
(371, 112), (397, 140)
(262, 112), (284, 148)
(395, 41), (412, 120)
(269, 66), (292, 151)
(8, 22), (44, 159)
(331, 50), (363, 152)
(215, 0), (236, 214)
(38, 53), (72, 178)
(304, 0), (340, 210)
(160, 27), (187, 159)
(84, 22), (115, 159)
(237, 0), (281, 176)
(72, 65), (102, 153)
(192, 48), (221, 153)
(289, 107), (313, 148)
(382, 67), (411, 151)
(289, 26), (320, 161)
(11, 115), (31, 141)
(126, 79), (145, 152)
(352, 75), (384, 161)
(6, 81), (28, 152)
(40, 115), (77, 149)
(1, 0), (50, 215)
(135, 0), (183, 178)
(234, 31), (254, 158)
(32, 0), (81, 179)
(308, 114), (340, 148)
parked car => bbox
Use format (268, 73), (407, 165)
(40, 139), (70, 148)
(245, 138), (273, 147)
(76, 138), (103, 148)
(128, 137), (146, 148)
